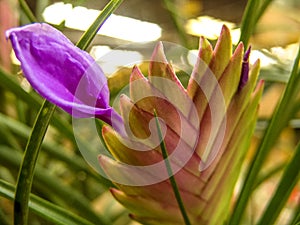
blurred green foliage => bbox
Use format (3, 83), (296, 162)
(0, 0), (299, 225)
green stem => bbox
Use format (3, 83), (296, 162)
(14, 101), (56, 225)
(1, 179), (94, 225)
(229, 45), (300, 225)
(13, 0), (125, 223)
(1, 146), (108, 224)
(76, 0), (124, 50)
(239, 0), (275, 48)
(18, 0), (37, 23)
(154, 112), (191, 225)
(239, 0), (259, 48)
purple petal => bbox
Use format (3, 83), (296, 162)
(239, 46), (251, 90)
(6, 23), (124, 131)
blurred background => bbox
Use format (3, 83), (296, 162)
(0, 0), (299, 224)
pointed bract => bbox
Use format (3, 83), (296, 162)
(101, 25), (263, 225)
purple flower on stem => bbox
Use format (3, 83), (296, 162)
(6, 23), (264, 225)
(6, 23), (124, 134)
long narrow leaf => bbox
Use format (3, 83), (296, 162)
(229, 45), (300, 224)
(12, 0), (124, 224)
(18, 0), (37, 23)
(238, 0), (259, 48)
(154, 112), (191, 225)
(0, 179), (94, 225)
(14, 100), (56, 225)
(0, 123), (22, 151)
(0, 67), (75, 141)
(11, 1), (127, 223)
(0, 67), (41, 106)
(0, 146), (110, 224)
(257, 142), (300, 225)
(253, 162), (287, 189)
(0, 113), (112, 186)
(76, 0), (124, 50)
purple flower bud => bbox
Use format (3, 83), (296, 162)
(239, 46), (251, 90)
(6, 23), (124, 133)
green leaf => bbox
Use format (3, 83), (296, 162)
(18, 0), (37, 23)
(14, 100), (55, 225)
(238, 0), (259, 48)
(0, 123), (22, 151)
(253, 162), (287, 189)
(0, 179), (94, 225)
(0, 67), (41, 106)
(154, 112), (191, 225)
(12, 0), (125, 223)
(0, 66), (75, 141)
(256, 142), (300, 225)
(76, 0), (124, 50)
(0, 146), (110, 224)
(229, 44), (300, 225)
(0, 112), (112, 187)
(238, 0), (274, 49)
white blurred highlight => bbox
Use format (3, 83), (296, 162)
(43, 2), (162, 42)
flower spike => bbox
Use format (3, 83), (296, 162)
(100, 26), (263, 225)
